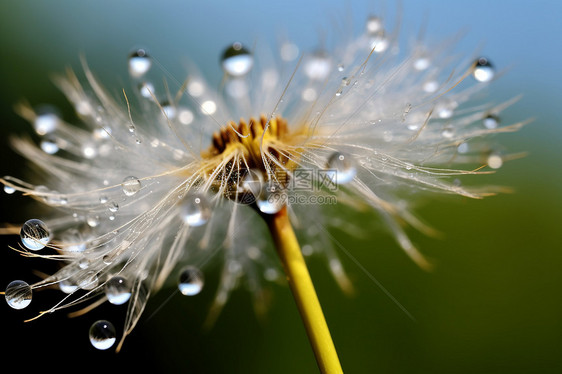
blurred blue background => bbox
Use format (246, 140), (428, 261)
(0, 1), (561, 373)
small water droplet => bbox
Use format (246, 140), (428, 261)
(413, 57), (430, 71)
(483, 114), (500, 129)
(304, 51), (331, 80)
(128, 48), (152, 78)
(178, 109), (194, 125)
(105, 276), (131, 305)
(20, 219), (50, 251)
(280, 42), (299, 62)
(441, 125), (455, 138)
(200, 100), (217, 115)
(59, 278), (78, 294)
(5, 280), (32, 309)
(178, 267), (204, 296)
(473, 57), (494, 82)
(326, 152), (357, 184)
(138, 81), (155, 98)
(3, 185), (15, 194)
(122, 176), (141, 196)
(423, 80), (439, 93)
(161, 101), (176, 119)
(180, 193), (211, 227)
(337, 64), (344, 72)
(457, 142), (469, 154)
(487, 152), (503, 169)
(79, 271), (99, 290)
(89, 320), (116, 350)
(221, 42), (254, 76)
(366, 15), (383, 33)
(99, 196), (108, 204)
(82, 144), (98, 159)
(78, 258), (90, 269)
(86, 215), (100, 228)
(40, 138), (59, 154)
(108, 202), (119, 213)
(33, 107), (59, 135)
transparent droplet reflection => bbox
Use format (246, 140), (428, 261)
(105, 276), (131, 305)
(473, 57), (494, 82)
(20, 219), (50, 251)
(180, 193), (211, 227)
(128, 49), (152, 78)
(5, 280), (32, 309)
(89, 320), (116, 350)
(221, 42), (254, 76)
(122, 176), (141, 196)
(326, 152), (357, 184)
(178, 266), (204, 296)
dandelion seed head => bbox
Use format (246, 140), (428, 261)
(1, 7), (525, 350)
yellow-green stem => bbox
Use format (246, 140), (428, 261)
(265, 206), (343, 374)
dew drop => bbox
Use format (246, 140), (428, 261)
(200, 100), (217, 115)
(304, 51), (331, 80)
(483, 114), (500, 129)
(326, 152), (357, 184)
(59, 278), (78, 294)
(221, 42), (254, 76)
(105, 276), (131, 305)
(82, 144), (98, 159)
(413, 57), (430, 71)
(178, 266), (204, 296)
(180, 193), (211, 227)
(33, 108), (59, 135)
(161, 101), (176, 119)
(122, 176), (141, 196)
(86, 215), (100, 228)
(441, 125), (455, 139)
(256, 182), (286, 214)
(366, 15), (383, 33)
(5, 280), (32, 309)
(457, 142), (469, 154)
(99, 196), (108, 204)
(128, 48), (152, 78)
(138, 81), (155, 99)
(280, 42), (299, 61)
(89, 320), (116, 350)
(3, 185), (15, 194)
(337, 64), (344, 72)
(472, 57), (494, 82)
(79, 271), (99, 290)
(20, 219), (50, 251)
(487, 152), (503, 169)
(40, 138), (59, 154)
(178, 109), (194, 125)
(78, 258), (90, 269)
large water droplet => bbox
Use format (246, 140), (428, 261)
(5, 280), (32, 309)
(221, 42), (254, 77)
(122, 176), (141, 196)
(326, 152), (357, 184)
(20, 219), (50, 251)
(304, 51), (331, 80)
(128, 48), (152, 78)
(178, 267), (204, 296)
(105, 276), (131, 305)
(256, 182), (286, 214)
(472, 57), (494, 82)
(180, 193), (211, 226)
(234, 169), (263, 205)
(89, 320), (116, 350)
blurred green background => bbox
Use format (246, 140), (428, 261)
(0, 1), (561, 373)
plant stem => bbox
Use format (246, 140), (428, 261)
(264, 206), (343, 374)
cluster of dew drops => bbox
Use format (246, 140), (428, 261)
(3, 15), (498, 350)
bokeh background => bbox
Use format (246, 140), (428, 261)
(0, 1), (561, 373)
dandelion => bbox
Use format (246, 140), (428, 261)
(0, 8), (526, 373)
